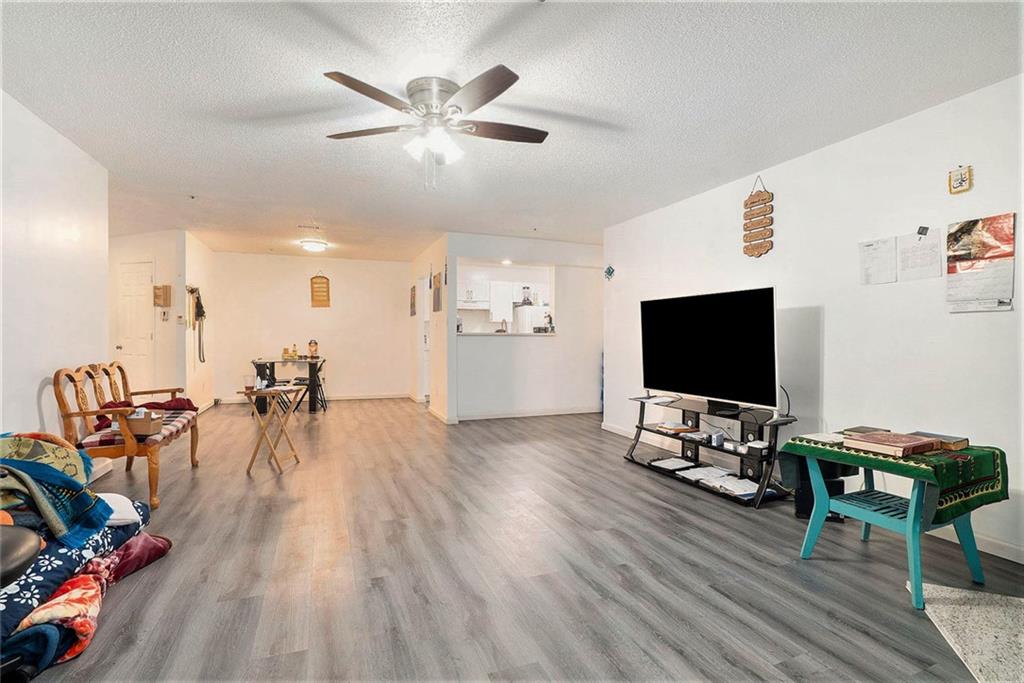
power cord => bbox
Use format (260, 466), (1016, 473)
(780, 385), (792, 417)
(701, 416), (740, 442)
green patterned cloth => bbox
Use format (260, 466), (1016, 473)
(781, 438), (1008, 525)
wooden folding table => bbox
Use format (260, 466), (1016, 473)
(238, 387), (303, 475)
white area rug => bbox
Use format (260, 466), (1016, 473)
(913, 582), (1024, 682)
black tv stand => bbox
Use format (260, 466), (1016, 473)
(624, 395), (797, 508)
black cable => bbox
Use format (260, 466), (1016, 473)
(701, 416), (739, 442)
(780, 385), (792, 417)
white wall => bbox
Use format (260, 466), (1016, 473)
(457, 265), (604, 419)
(108, 230), (186, 391)
(410, 235), (453, 422)
(185, 232), (215, 410)
(447, 234), (604, 421)
(211, 252), (411, 402)
(449, 233), (603, 269)
(603, 76), (1023, 561)
(1, 92), (109, 432)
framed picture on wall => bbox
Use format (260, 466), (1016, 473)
(410, 286), (416, 317)
(432, 273), (442, 312)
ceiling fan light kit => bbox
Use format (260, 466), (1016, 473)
(299, 238), (328, 253)
(324, 65), (548, 186)
(404, 127), (464, 165)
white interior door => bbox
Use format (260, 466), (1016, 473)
(115, 261), (155, 390)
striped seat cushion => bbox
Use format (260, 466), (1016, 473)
(79, 410), (196, 449)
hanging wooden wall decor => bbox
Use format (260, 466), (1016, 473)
(743, 176), (774, 258)
(310, 274), (331, 307)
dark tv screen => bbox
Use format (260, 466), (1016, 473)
(640, 287), (777, 408)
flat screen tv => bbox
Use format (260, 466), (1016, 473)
(640, 287), (777, 409)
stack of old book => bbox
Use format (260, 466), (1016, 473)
(840, 425), (969, 457)
(656, 421), (697, 435)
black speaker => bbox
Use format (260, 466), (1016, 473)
(740, 420), (763, 443)
(793, 456), (850, 521)
(681, 410), (701, 429)
(682, 442), (699, 461)
(795, 478), (846, 521)
(739, 456), (763, 480)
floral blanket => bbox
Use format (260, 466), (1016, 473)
(0, 501), (149, 639)
(6, 532), (171, 669)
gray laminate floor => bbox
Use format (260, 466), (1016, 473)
(48, 400), (1023, 681)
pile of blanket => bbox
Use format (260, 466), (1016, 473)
(93, 397), (197, 431)
(0, 433), (170, 680)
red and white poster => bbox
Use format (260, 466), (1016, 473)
(946, 212), (1016, 313)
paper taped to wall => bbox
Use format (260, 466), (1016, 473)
(859, 237), (897, 285)
(898, 232), (943, 281)
(946, 213), (1015, 313)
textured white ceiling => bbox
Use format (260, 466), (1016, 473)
(2, 2), (1020, 260)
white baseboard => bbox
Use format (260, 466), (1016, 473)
(928, 523), (1024, 565)
(197, 400), (215, 414)
(428, 405), (458, 425)
(215, 392), (408, 405)
(325, 393), (409, 401)
(601, 422), (634, 439)
(87, 456), (113, 483)
(408, 394), (427, 404)
(460, 406), (602, 421)
(602, 421), (678, 451)
(602, 422), (1024, 565)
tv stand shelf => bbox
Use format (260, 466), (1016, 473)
(625, 395), (797, 508)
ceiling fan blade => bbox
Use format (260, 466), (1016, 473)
(444, 65), (519, 116)
(327, 125), (407, 140)
(324, 72), (411, 113)
(489, 102), (627, 132)
(458, 120), (548, 144)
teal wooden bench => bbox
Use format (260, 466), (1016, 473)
(782, 439), (1008, 610)
(801, 458), (984, 609)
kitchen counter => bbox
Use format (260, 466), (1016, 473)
(457, 332), (556, 337)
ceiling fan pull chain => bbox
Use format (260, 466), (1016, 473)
(423, 150), (439, 191)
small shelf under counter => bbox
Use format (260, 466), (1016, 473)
(457, 332), (556, 337)
(456, 299), (490, 310)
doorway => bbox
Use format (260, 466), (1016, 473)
(114, 261), (155, 390)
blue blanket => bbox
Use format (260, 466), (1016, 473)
(0, 434), (112, 547)
(0, 501), (149, 639)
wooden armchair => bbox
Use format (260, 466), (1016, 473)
(52, 361), (199, 510)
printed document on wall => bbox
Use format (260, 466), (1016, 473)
(859, 237), (897, 285)
(898, 232), (943, 281)
(946, 213), (1015, 313)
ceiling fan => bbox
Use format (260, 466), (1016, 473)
(323, 65), (548, 167)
